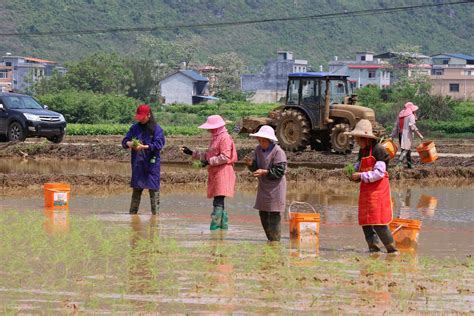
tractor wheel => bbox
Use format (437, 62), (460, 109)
(275, 109), (310, 152)
(330, 123), (354, 154)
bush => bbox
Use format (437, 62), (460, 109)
(38, 90), (139, 124)
(67, 124), (202, 136)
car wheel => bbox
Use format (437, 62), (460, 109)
(47, 134), (64, 144)
(7, 122), (26, 142)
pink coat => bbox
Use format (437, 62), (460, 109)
(193, 127), (237, 198)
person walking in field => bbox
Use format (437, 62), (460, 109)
(244, 125), (287, 242)
(181, 115), (237, 230)
(122, 104), (165, 215)
(390, 102), (424, 169)
(346, 119), (398, 254)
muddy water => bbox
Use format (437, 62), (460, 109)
(2, 181), (473, 258)
(2, 159), (474, 313)
(1, 182), (474, 313)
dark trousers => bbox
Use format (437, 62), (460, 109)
(362, 225), (397, 253)
(129, 188), (160, 215)
(259, 211), (281, 242)
(398, 135), (413, 168)
(213, 196), (225, 208)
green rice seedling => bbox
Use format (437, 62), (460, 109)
(191, 160), (203, 169)
(344, 163), (355, 177)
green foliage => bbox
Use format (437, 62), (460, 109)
(418, 102), (474, 134)
(64, 101), (277, 136)
(65, 52), (133, 95)
(208, 52), (245, 93)
(37, 90), (138, 124)
(357, 85), (383, 107)
(3, 1), (473, 68)
(67, 124), (202, 136)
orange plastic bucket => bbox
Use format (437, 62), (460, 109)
(416, 141), (438, 163)
(289, 202), (320, 242)
(389, 218), (422, 252)
(43, 183), (70, 208)
(382, 139), (398, 159)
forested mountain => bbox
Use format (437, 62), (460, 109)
(1, 0), (472, 67)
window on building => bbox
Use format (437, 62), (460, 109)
(368, 70), (376, 78)
(5, 62), (11, 67)
(449, 83), (460, 92)
(431, 69), (444, 75)
(360, 56), (366, 61)
(0, 70), (8, 79)
(464, 70), (473, 76)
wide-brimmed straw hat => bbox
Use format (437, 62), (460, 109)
(198, 115), (226, 129)
(344, 119), (378, 140)
(249, 125), (278, 142)
(399, 102), (419, 117)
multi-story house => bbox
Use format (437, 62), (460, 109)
(241, 51), (308, 103)
(374, 52), (432, 82)
(0, 53), (66, 93)
(430, 53), (474, 101)
(329, 52), (390, 90)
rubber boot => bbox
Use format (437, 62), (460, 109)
(150, 190), (160, 215)
(385, 243), (399, 254)
(368, 243), (382, 253)
(210, 206), (223, 230)
(266, 212), (281, 242)
(406, 150), (413, 169)
(259, 211), (281, 241)
(129, 188), (143, 214)
(221, 210), (228, 230)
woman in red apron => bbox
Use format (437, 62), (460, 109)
(345, 119), (398, 254)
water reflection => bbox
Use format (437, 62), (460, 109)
(208, 240), (235, 313)
(128, 215), (159, 296)
(417, 195), (438, 217)
(43, 208), (69, 235)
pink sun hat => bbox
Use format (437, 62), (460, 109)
(198, 115), (226, 129)
(249, 125), (278, 142)
(399, 102), (419, 117)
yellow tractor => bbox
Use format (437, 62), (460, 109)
(239, 72), (384, 153)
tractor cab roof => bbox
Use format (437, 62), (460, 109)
(288, 72), (349, 80)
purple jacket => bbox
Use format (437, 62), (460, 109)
(122, 123), (165, 190)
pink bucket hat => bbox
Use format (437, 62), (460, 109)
(249, 125), (278, 142)
(198, 115), (226, 129)
(399, 102), (419, 117)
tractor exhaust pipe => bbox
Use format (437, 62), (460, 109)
(324, 79), (334, 124)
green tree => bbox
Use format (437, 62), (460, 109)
(208, 52), (245, 94)
(65, 52), (133, 95)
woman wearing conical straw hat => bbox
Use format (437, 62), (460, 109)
(244, 125), (287, 242)
(345, 119), (398, 254)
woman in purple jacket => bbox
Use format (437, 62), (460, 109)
(122, 104), (165, 215)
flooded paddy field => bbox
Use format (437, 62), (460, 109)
(1, 181), (473, 314)
(1, 135), (473, 313)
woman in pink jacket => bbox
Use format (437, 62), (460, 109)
(181, 115), (237, 230)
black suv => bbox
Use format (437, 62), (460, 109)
(0, 92), (66, 143)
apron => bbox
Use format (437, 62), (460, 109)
(358, 147), (392, 226)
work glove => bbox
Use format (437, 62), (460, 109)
(200, 160), (209, 168)
(181, 146), (193, 155)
